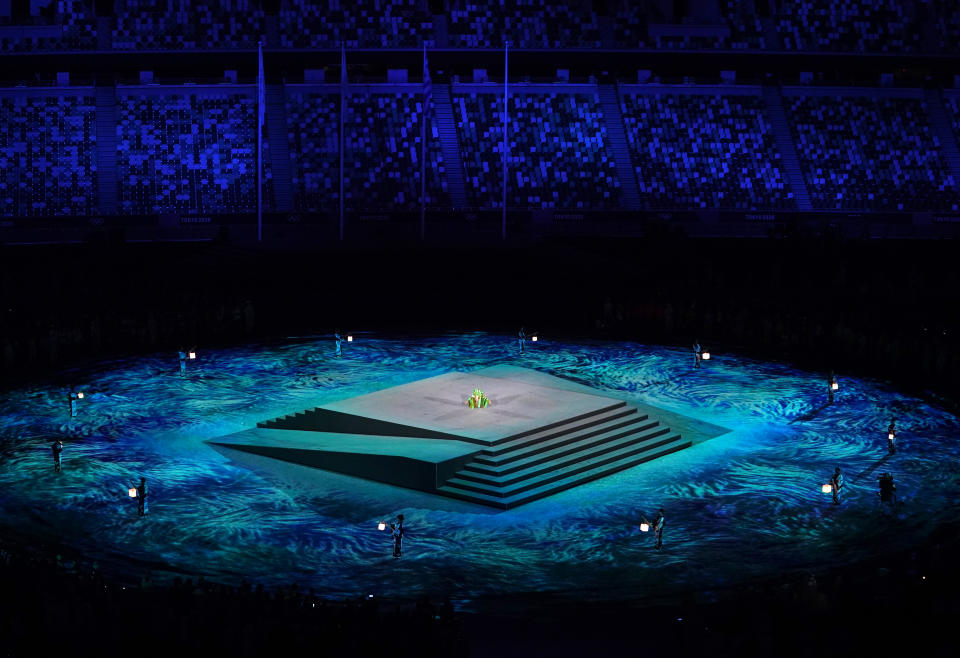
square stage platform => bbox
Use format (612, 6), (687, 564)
(208, 367), (728, 508)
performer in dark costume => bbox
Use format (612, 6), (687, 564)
(693, 341), (702, 369)
(51, 440), (63, 472)
(653, 508), (665, 550)
(887, 417), (897, 455)
(69, 390), (81, 417)
(830, 467), (843, 505)
(392, 514), (404, 558)
(178, 350), (187, 375)
(334, 331), (343, 358)
(878, 472), (897, 507)
(518, 327), (526, 354)
(135, 477), (147, 517)
(827, 371), (837, 404)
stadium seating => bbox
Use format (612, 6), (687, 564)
(787, 95), (957, 210)
(0, 0), (96, 52)
(277, 0), (432, 49)
(620, 93), (793, 210)
(0, 94), (97, 216)
(117, 92), (266, 214)
(447, 1), (602, 49)
(453, 92), (620, 209)
(775, 0), (920, 52)
(113, 0), (265, 50)
(286, 90), (446, 210)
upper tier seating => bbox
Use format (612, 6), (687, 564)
(112, 0), (265, 50)
(277, 0), (432, 48)
(774, 0), (920, 52)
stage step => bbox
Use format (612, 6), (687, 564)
(489, 400), (627, 447)
(468, 415), (658, 472)
(452, 426), (676, 492)
(475, 404), (637, 461)
(437, 437), (691, 509)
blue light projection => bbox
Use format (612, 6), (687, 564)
(0, 333), (956, 607)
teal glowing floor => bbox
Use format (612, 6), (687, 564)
(0, 333), (957, 606)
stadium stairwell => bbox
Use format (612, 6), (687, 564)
(266, 85), (293, 212)
(95, 85), (117, 214)
(433, 84), (468, 208)
(598, 85), (642, 211)
(922, 89), (960, 184)
(762, 85), (812, 211)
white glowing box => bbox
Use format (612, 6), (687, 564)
(377, 521), (386, 531)
(702, 352), (711, 360)
(821, 484), (832, 494)
(189, 352), (196, 359)
(888, 433), (895, 440)
(531, 336), (538, 342)
(128, 488), (137, 498)
(347, 335), (353, 342)
(640, 523), (649, 532)
(831, 382), (839, 390)
(77, 392), (84, 399)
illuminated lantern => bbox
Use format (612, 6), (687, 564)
(821, 484), (832, 494)
(189, 351), (196, 360)
(347, 335), (353, 342)
(77, 392), (84, 399)
(640, 523), (649, 532)
(888, 433), (895, 441)
(377, 521), (386, 531)
(128, 488), (137, 498)
(531, 335), (538, 342)
(831, 382), (839, 391)
(701, 352), (711, 360)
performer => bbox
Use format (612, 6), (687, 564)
(653, 508), (665, 550)
(334, 330), (343, 358)
(830, 467), (843, 505)
(878, 472), (897, 507)
(68, 390), (80, 417)
(827, 371), (837, 404)
(134, 477), (147, 517)
(887, 417), (896, 455)
(391, 514), (404, 558)
(178, 350), (187, 375)
(51, 440), (63, 472)
(693, 341), (702, 369)
(518, 327), (526, 354)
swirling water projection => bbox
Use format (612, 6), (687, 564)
(0, 333), (957, 607)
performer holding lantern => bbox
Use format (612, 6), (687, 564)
(887, 417), (897, 455)
(829, 467), (843, 505)
(693, 341), (702, 369)
(653, 508), (665, 550)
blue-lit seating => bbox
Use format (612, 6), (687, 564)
(453, 92), (620, 209)
(0, 94), (97, 216)
(620, 94), (793, 210)
(286, 91), (446, 211)
(787, 96), (957, 210)
(117, 92), (268, 214)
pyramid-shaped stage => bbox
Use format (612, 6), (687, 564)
(208, 366), (729, 509)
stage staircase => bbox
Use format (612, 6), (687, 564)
(433, 84), (468, 208)
(437, 401), (690, 509)
(761, 85), (812, 211)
